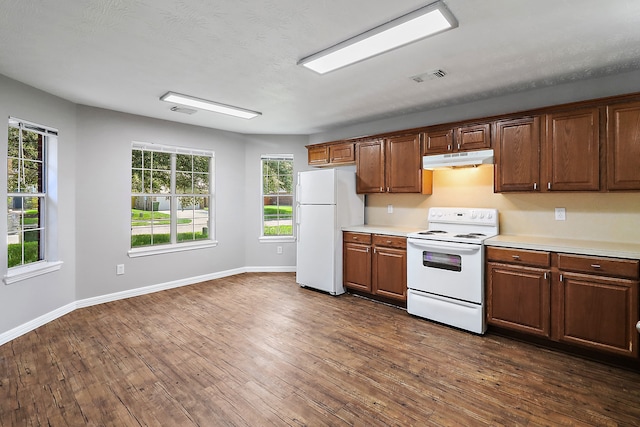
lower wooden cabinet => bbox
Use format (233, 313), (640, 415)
(343, 232), (407, 303)
(486, 246), (640, 358)
(487, 262), (550, 337)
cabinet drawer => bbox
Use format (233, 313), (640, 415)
(344, 232), (372, 244)
(372, 234), (407, 249)
(557, 253), (639, 279)
(486, 247), (550, 267)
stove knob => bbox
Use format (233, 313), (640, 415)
(470, 210), (477, 219)
(487, 212), (493, 220)
(479, 212), (485, 219)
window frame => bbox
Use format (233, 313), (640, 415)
(259, 154), (295, 243)
(4, 117), (62, 285)
(128, 141), (216, 258)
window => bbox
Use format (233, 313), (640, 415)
(130, 142), (214, 255)
(261, 155), (293, 239)
(7, 118), (52, 269)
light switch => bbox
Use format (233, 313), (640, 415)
(387, 204), (393, 214)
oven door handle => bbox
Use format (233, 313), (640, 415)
(408, 239), (480, 254)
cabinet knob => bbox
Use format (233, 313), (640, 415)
(547, 182), (551, 190)
(533, 182), (537, 190)
(636, 321), (640, 334)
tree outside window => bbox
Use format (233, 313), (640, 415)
(261, 155), (293, 237)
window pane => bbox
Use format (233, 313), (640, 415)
(132, 149), (143, 168)
(177, 196), (209, 242)
(193, 173), (209, 194)
(176, 154), (192, 172)
(142, 151), (151, 169)
(22, 160), (43, 193)
(151, 170), (171, 194)
(7, 158), (19, 192)
(193, 155), (209, 173)
(8, 127), (19, 157)
(131, 196), (171, 247)
(21, 130), (42, 161)
(153, 152), (171, 170)
(176, 172), (193, 194)
(131, 169), (143, 193)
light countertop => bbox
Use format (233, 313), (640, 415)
(342, 224), (423, 237)
(485, 235), (640, 260)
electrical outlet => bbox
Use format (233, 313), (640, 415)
(277, 246), (283, 255)
(116, 264), (125, 275)
(555, 207), (566, 221)
(387, 204), (393, 214)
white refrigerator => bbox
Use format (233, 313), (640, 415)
(295, 169), (364, 295)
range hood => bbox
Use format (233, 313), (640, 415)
(422, 149), (494, 170)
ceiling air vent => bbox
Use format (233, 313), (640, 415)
(410, 69), (447, 83)
(170, 106), (197, 115)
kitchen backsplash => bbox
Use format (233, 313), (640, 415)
(365, 166), (640, 244)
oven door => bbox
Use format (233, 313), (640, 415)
(407, 238), (483, 304)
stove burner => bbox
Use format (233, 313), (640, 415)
(418, 230), (447, 235)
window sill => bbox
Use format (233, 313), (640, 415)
(4, 261), (64, 285)
(259, 236), (296, 243)
(128, 240), (219, 258)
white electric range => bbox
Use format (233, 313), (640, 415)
(406, 207), (499, 334)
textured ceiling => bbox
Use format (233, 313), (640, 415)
(1, 0), (640, 135)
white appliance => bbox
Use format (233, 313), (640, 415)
(296, 169), (364, 295)
(406, 207), (499, 334)
(422, 148), (494, 170)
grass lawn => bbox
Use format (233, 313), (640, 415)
(131, 209), (191, 226)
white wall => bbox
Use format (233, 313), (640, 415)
(75, 106), (249, 300)
(0, 75), (77, 334)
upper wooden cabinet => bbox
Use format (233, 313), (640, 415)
(494, 116), (542, 192)
(329, 142), (355, 164)
(355, 139), (385, 193)
(306, 141), (355, 166)
(423, 122), (491, 155)
(307, 144), (329, 166)
(606, 101), (640, 190)
(356, 134), (426, 194)
(544, 107), (600, 191)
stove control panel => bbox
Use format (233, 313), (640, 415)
(428, 207), (498, 226)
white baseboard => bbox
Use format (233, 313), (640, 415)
(0, 302), (76, 346)
(0, 266), (294, 347)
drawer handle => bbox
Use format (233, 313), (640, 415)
(386, 240), (392, 244)
(512, 255), (521, 260)
(590, 264), (601, 269)
(353, 237), (358, 240)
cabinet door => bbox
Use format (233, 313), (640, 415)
(494, 116), (541, 192)
(606, 101), (640, 190)
(423, 127), (454, 154)
(558, 272), (638, 357)
(487, 263), (551, 337)
(343, 242), (372, 292)
(544, 108), (600, 191)
(329, 142), (355, 164)
(386, 134), (422, 193)
(355, 140), (385, 193)
(307, 145), (329, 166)
(373, 246), (407, 301)
(457, 123), (491, 151)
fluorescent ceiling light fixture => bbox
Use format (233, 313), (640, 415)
(160, 92), (261, 119)
(298, 1), (457, 74)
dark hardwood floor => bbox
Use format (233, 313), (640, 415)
(1, 272), (639, 426)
